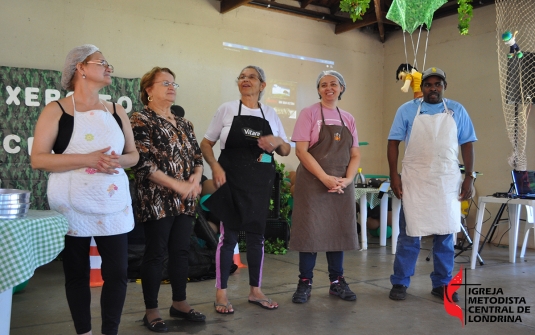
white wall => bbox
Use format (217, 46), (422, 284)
(1, 1), (533, 247)
(0, 0), (384, 174)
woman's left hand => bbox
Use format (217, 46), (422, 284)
(258, 135), (279, 153)
(96, 150), (121, 174)
(327, 177), (352, 194)
(188, 174), (203, 198)
(175, 180), (200, 201)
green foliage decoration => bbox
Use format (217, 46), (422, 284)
(239, 238), (287, 255)
(458, 0), (473, 35)
(264, 238), (288, 255)
(238, 239), (247, 253)
(268, 161), (291, 221)
(339, 0), (371, 22)
(275, 161), (292, 222)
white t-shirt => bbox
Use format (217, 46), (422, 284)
(505, 37), (516, 47)
(204, 100), (289, 150)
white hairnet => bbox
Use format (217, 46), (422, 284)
(239, 65), (266, 99)
(316, 70), (346, 100)
(61, 44), (100, 90)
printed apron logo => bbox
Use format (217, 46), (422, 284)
(242, 127), (262, 139)
(443, 266), (531, 327)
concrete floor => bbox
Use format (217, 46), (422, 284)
(9, 237), (535, 335)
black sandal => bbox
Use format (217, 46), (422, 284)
(143, 315), (168, 333)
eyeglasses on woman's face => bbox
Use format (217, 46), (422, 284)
(85, 60), (114, 73)
(154, 80), (179, 89)
(237, 74), (260, 81)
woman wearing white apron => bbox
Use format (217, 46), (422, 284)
(386, 68), (476, 303)
(31, 45), (138, 335)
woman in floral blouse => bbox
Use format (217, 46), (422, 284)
(130, 67), (205, 333)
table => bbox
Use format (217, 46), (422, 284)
(471, 196), (535, 269)
(355, 187), (401, 254)
(0, 210), (68, 335)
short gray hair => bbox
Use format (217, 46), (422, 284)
(239, 65), (266, 99)
(61, 44), (100, 91)
(316, 70), (346, 100)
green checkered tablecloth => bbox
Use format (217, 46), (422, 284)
(355, 187), (393, 209)
(0, 210), (68, 293)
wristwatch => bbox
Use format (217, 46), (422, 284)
(466, 171), (477, 179)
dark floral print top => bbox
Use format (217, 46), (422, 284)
(130, 106), (203, 222)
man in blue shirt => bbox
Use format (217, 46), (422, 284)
(387, 67), (477, 302)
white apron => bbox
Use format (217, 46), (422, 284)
(401, 99), (461, 237)
(47, 97), (134, 236)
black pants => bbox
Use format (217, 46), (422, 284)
(141, 214), (194, 309)
(63, 234), (128, 335)
(216, 224), (264, 289)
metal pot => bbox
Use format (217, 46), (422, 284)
(0, 189), (31, 204)
(0, 202), (31, 219)
(0, 189), (31, 219)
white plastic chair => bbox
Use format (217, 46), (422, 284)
(520, 205), (535, 258)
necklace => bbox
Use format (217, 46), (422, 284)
(150, 106), (173, 120)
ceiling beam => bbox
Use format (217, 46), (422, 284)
(374, 0), (385, 42)
(335, 12), (389, 34)
(300, 0), (313, 9)
(246, 1), (347, 23)
(220, 0), (251, 14)
(329, 4), (339, 15)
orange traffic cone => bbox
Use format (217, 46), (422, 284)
(89, 237), (104, 287)
(233, 243), (247, 268)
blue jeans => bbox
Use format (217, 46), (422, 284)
(390, 205), (454, 288)
(299, 251), (344, 283)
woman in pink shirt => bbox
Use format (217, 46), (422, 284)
(289, 70), (361, 304)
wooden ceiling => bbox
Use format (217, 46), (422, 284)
(217, 0), (496, 42)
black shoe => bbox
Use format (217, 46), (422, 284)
(329, 276), (357, 301)
(230, 263), (238, 274)
(292, 279), (312, 303)
(169, 306), (206, 322)
(431, 286), (459, 302)
(143, 315), (168, 333)
(389, 284), (407, 300)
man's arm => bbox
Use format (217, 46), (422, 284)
(459, 141), (475, 200)
(388, 140), (402, 199)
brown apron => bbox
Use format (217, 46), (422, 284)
(290, 106), (359, 252)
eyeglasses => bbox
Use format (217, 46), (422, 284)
(154, 81), (179, 89)
(237, 74), (260, 81)
(86, 60), (114, 73)
(422, 82), (444, 89)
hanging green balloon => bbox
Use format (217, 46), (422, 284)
(386, 0), (447, 34)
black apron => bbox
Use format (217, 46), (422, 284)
(204, 101), (276, 234)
